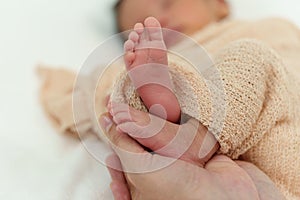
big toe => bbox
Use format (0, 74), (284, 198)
(144, 17), (163, 41)
(144, 17), (161, 28)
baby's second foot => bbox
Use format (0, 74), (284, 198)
(108, 102), (220, 167)
(124, 17), (181, 123)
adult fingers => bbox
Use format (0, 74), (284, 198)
(101, 112), (185, 197)
(105, 154), (131, 200)
(110, 182), (131, 200)
(106, 153), (128, 186)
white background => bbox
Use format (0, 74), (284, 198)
(0, 0), (299, 199)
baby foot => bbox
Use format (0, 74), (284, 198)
(123, 17), (181, 123)
(108, 102), (220, 167)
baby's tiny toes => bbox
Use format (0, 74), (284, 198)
(129, 31), (139, 43)
(124, 40), (135, 52)
(134, 23), (144, 34)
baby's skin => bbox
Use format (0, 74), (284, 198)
(109, 17), (219, 165)
(123, 17), (180, 123)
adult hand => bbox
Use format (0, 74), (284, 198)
(100, 113), (285, 200)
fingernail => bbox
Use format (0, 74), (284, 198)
(100, 116), (113, 132)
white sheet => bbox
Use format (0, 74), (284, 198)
(0, 0), (299, 199)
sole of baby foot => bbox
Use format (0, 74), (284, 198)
(123, 16), (181, 123)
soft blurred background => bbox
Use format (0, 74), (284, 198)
(0, 0), (299, 199)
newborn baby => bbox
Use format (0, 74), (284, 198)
(108, 0), (300, 199)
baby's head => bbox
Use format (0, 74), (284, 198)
(115, 0), (230, 36)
